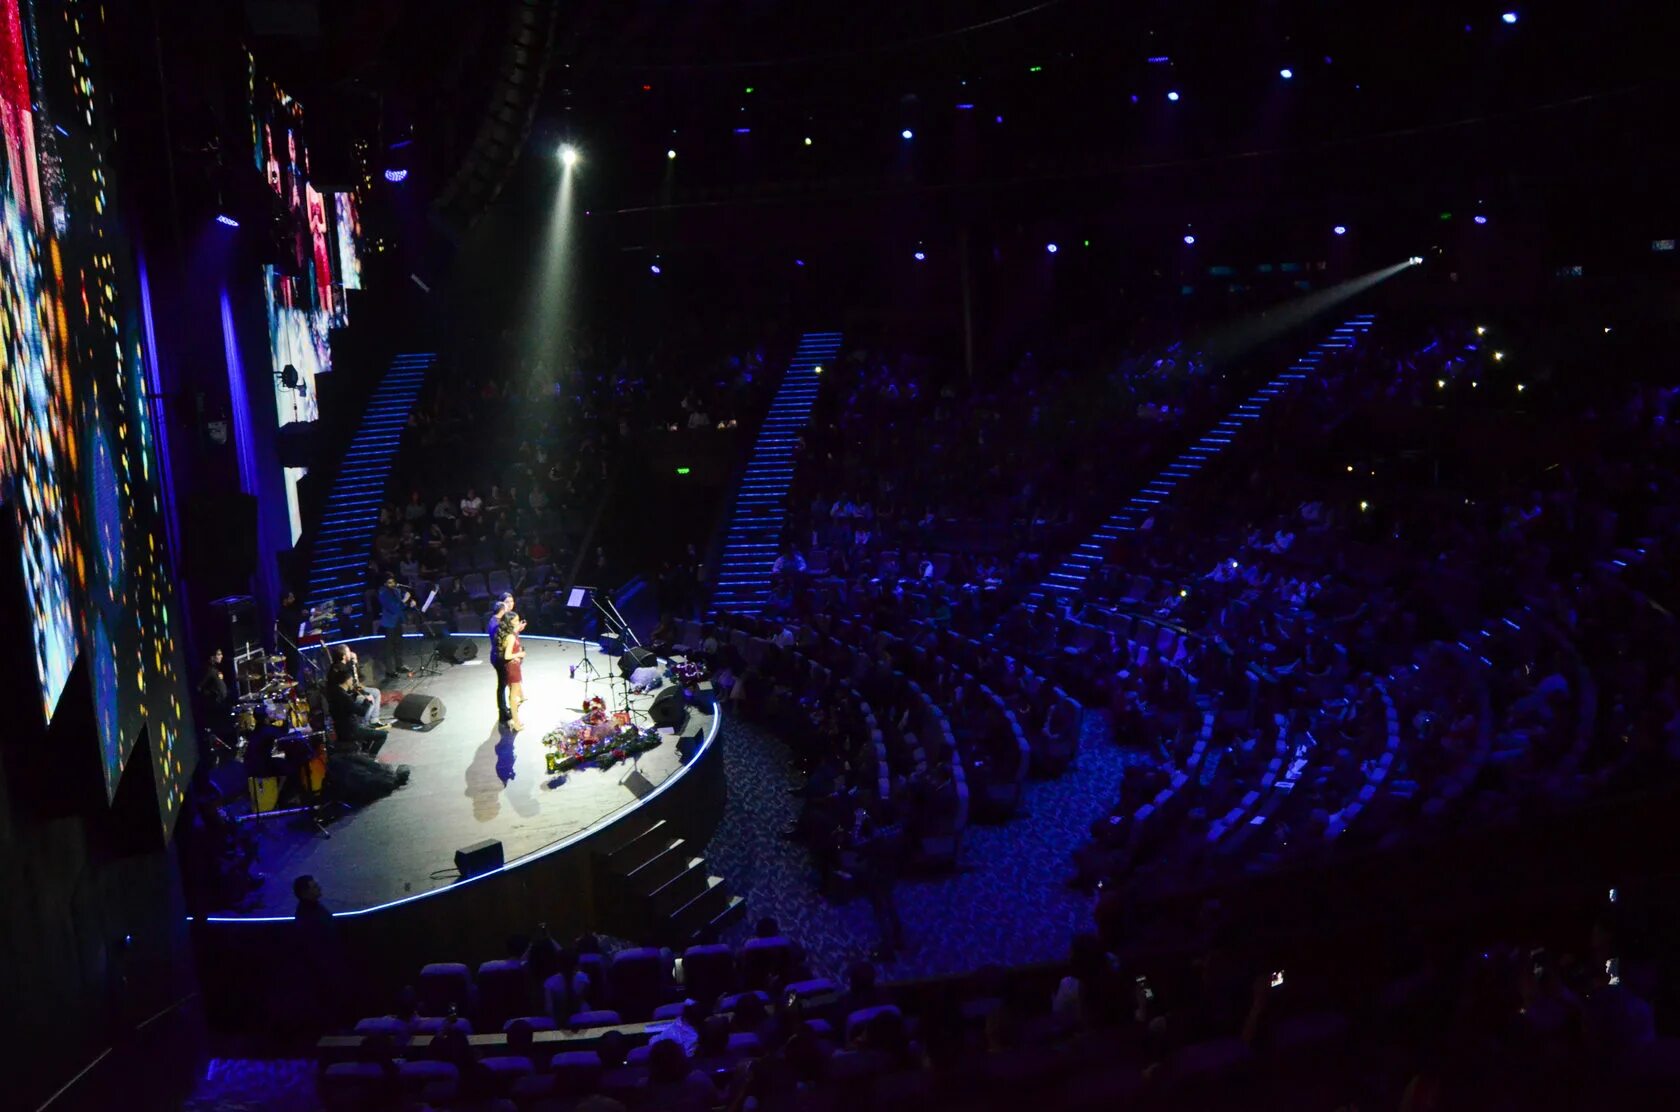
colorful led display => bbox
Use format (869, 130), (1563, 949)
(1, 0), (193, 829)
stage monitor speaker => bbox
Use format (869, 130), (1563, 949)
(619, 647), (658, 678)
(454, 838), (504, 879)
(649, 685), (688, 730)
(394, 692), (446, 727)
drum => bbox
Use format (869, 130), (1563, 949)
(298, 731), (328, 795)
(287, 693), (311, 729)
(234, 701), (258, 734)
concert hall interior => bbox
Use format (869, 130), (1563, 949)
(6, 2), (1680, 1110)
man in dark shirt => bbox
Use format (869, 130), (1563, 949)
(487, 593), (513, 723)
(327, 671), (386, 753)
(197, 648), (229, 715)
(376, 575), (411, 675)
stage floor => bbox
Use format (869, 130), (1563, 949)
(228, 636), (711, 918)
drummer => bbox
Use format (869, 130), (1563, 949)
(244, 705), (312, 800)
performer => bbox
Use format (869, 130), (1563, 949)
(376, 575), (412, 676)
(326, 668), (387, 754)
(499, 610), (528, 731)
(276, 589), (308, 677)
(328, 644), (383, 727)
(487, 592), (514, 724)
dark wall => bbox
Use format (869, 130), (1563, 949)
(0, 630), (203, 1111)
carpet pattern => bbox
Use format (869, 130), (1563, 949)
(706, 711), (1131, 981)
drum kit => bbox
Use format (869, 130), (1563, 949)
(227, 644), (336, 835)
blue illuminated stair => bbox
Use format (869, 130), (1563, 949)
(1029, 313), (1376, 604)
(304, 353), (435, 634)
(708, 331), (842, 616)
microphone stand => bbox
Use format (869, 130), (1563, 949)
(592, 597), (648, 724)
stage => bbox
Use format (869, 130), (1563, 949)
(219, 635), (719, 919)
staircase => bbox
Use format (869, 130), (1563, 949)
(595, 817), (746, 946)
(708, 330), (842, 616)
(304, 353), (435, 635)
(1029, 313), (1376, 605)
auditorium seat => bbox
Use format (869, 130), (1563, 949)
(475, 958), (529, 1029)
(418, 963), (475, 1016)
(395, 1059), (457, 1095)
(547, 1050), (603, 1094)
(487, 568), (512, 599)
(608, 947), (672, 1020)
(352, 1016), (410, 1041)
(679, 943), (737, 1007)
(740, 936), (794, 988)
(566, 1009), (622, 1028)
(458, 572), (488, 600)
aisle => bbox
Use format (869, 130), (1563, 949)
(706, 714), (1129, 980)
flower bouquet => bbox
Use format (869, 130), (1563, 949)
(670, 659), (709, 686)
(542, 722), (663, 773)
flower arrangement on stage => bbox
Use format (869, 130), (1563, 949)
(542, 718), (663, 773)
(670, 659), (709, 686)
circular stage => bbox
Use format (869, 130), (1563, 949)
(215, 635), (720, 919)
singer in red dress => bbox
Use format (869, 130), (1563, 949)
(499, 612), (528, 730)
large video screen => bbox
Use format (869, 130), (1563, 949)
(251, 61), (363, 543)
(1, 0), (194, 828)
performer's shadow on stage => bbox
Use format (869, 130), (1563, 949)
(464, 723), (539, 821)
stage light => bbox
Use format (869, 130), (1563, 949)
(1280, 68), (1293, 79)
(803, 136), (813, 146)
(1437, 378), (1446, 389)
(744, 86), (755, 94)
(813, 366), (823, 375)
(913, 251), (926, 261)
(1346, 465), (1354, 472)
(676, 467), (691, 475)
(1046, 242), (1059, 254)
(1333, 225), (1346, 236)
(1516, 382), (1525, 392)
(384, 168), (409, 183)
(901, 129), (914, 139)
(956, 103), (974, 110)
(215, 214), (240, 227)
(1493, 351), (1505, 361)
(1502, 11), (1518, 24)
(1473, 215), (1488, 225)
(650, 264), (662, 275)
(1604, 326), (1612, 333)
(734, 127), (751, 135)
(1167, 90), (1180, 102)
(1409, 255), (1423, 264)
(795, 259), (805, 267)
(1360, 500), (1370, 512)
(559, 144), (579, 167)
(1183, 234), (1195, 246)
(667, 149), (676, 160)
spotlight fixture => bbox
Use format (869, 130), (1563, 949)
(214, 214), (240, 228)
(1476, 325), (1487, 335)
(1333, 225), (1347, 236)
(1409, 255), (1424, 264)
(814, 366), (823, 375)
(901, 129), (913, 140)
(1046, 242), (1059, 254)
(1493, 351), (1505, 361)
(803, 137), (813, 146)
(913, 251), (926, 261)
(1183, 234), (1196, 246)
(666, 149), (676, 160)
(559, 144), (579, 167)
(1473, 215), (1488, 225)
(1167, 90), (1180, 102)
(383, 168), (409, 183)
(650, 264), (662, 275)
(1502, 11), (1518, 24)
(1280, 68), (1293, 79)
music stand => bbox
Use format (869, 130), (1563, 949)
(409, 591), (449, 679)
(568, 586), (603, 686)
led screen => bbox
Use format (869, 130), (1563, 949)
(251, 60), (361, 543)
(1, 0), (194, 827)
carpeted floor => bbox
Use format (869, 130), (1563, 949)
(705, 712), (1131, 981)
